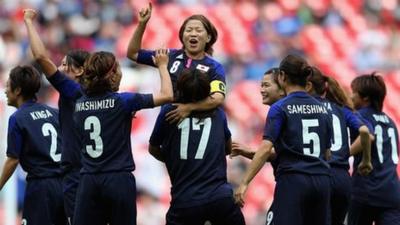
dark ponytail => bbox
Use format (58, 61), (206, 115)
(279, 54), (311, 87)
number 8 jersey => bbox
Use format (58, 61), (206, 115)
(352, 106), (400, 208)
(137, 49), (226, 97)
(7, 101), (62, 179)
(263, 92), (332, 178)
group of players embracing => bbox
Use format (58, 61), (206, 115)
(0, 3), (399, 225)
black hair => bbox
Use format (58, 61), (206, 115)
(279, 54), (312, 87)
(176, 68), (214, 118)
(264, 67), (281, 88)
(9, 65), (41, 100)
(351, 72), (386, 111)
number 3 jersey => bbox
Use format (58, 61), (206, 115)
(48, 70), (155, 174)
(7, 101), (62, 179)
(73, 92), (154, 174)
(352, 106), (400, 208)
(149, 105), (233, 208)
(263, 92), (332, 178)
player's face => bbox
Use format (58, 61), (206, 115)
(260, 74), (284, 105)
(58, 56), (82, 80)
(5, 79), (18, 107)
(182, 20), (210, 57)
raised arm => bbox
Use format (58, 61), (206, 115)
(151, 48), (174, 106)
(127, 3), (152, 61)
(23, 9), (57, 77)
(0, 157), (19, 191)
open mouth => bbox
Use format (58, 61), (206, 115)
(188, 39), (199, 48)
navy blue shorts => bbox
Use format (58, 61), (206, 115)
(22, 177), (67, 225)
(63, 169), (80, 223)
(270, 173), (331, 225)
(73, 171), (137, 225)
(330, 168), (352, 225)
(347, 200), (400, 225)
(166, 196), (245, 225)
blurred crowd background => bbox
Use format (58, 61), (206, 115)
(0, 0), (400, 225)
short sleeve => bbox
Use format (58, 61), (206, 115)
(137, 49), (156, 67)
(209, 63), (226, 95)
(120, 92), (155, 113)
(47, 70), (81, 99)
(6, 115), (23, 158)
(263, 103), (285, 143)
(343, 107), (364, 133)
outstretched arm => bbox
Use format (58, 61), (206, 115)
(166, 92), (225, 124)
(127, 3), (152, 61)
(0, 157), (19, 191)
(234, 140), (273, 207)
(230, 141), (256, 160)
(23, 9), (57, 77)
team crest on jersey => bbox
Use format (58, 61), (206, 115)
(196, 64), (210, 72)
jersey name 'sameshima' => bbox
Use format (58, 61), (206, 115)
(30, 109), (54, 120)
(75, 99), (115, 112)
(287, 104), (328, 114)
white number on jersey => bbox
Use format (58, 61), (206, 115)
(375, 125), (399, 164)
(178, 117), (212, 160)
(42, 123), (60, 162)
(302, 119), (321, 157)
(84, 116), (103, 158)
(169, 61), (181, 73)
(330, 114), (343, 151)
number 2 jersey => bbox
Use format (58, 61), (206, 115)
(137, 49), (226, 96)
(49, 71), (155, 173)
(149, 105), (233, 208)
(7, 101), (62, 179)
(263, 92), (332, 178)
(352, 106), (400, 208)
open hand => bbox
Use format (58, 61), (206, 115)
(152, 48), (169, 67)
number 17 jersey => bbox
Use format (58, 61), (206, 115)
(150, 105), (233, 208)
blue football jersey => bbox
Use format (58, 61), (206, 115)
(48, 71), (83, 172)
(316, 97), (364, 170)
(7, 101), (62, 179)
(73, 92), (154, 173)
(352, 106), (400, 208)
(263, 92), (332, 177)
(150, 105), (233, 208)
(137, 49), (226, 97)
